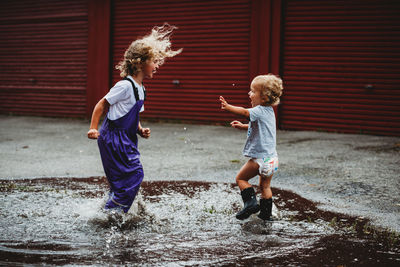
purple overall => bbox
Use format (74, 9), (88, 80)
(97, 79), (144, 213)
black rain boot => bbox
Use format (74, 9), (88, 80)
(258, 198), (273, 221)
(236, 187), (260, 220)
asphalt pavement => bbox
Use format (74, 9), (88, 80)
(1, 115), (399, 232)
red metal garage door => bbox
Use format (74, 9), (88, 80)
(111, 0), (252, 122)
(280, 0), (400, 136)
(0, 0), (88, 117)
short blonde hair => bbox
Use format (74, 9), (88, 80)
(116, 23), (182, 77)
(251, 74), (283, 106)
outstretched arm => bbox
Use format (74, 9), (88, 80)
(87, 98), (110, 139)
(219, 96), (249, 119)
(230, 120), (249, 131)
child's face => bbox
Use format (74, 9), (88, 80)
(143, 59), (160, 79)
(248, 85), (264, 107)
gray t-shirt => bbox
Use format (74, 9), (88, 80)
(243, 105), (277, 158)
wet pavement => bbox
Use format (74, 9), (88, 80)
(0, 115), (400, 265)
(1, 178), (399, 266)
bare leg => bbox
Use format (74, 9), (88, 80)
(235, 159), (261, 220)
(259, 174), (273, 199)
(236, 159), (259, 190)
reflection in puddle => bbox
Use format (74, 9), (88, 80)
(0, 177), (399, 266)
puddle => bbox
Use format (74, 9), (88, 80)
(0, 177), (399, 266)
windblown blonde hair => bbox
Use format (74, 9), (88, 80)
(251, 74), (283, 106)
(116, 23), (182, 77)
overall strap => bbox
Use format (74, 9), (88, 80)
(123, 77), (146, 102)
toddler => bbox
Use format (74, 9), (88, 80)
(219, 74), (283, 220)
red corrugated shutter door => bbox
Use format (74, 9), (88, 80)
(0, 0), (88, 117)
(111, 0), (252, 122)
(281, 0), (400, 136)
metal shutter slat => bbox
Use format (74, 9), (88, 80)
(0, 0), (88, 117)
(112, 0), (251, 122)
(281, 0), (400, 136)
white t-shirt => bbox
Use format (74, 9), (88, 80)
(105, 76), (145, 120)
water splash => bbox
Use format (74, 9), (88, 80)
(0, 178), (398, 266)
(88, 193), (158, 231)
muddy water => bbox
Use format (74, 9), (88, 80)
(0, 177), (399, 266)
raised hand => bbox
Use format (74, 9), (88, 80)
(219, 96), (228, 110)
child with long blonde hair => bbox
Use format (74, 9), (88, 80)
(88, 24), (182, 213)
(220, 74), (283, 220)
